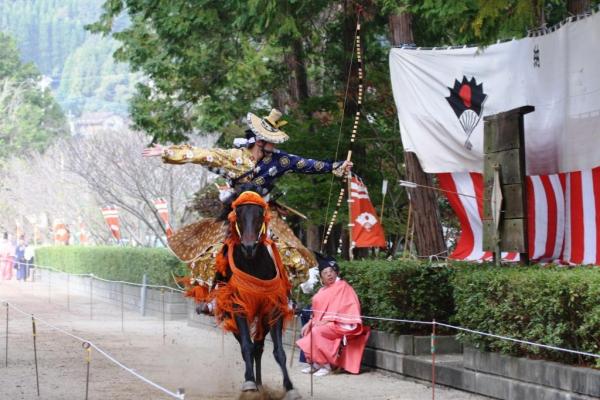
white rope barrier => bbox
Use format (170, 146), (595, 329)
(1, 299), (185, 399)
(304, 308), (600, 359)
(434, 322), (600, 359)
(31, 263), (185, 293)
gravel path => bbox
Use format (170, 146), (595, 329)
(0, 279), (488, 400)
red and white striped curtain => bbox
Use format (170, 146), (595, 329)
(153, 198), (172, 237)
(438, 167), (600, 265)
(101, 206), (121, 241)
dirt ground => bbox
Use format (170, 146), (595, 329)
(0, 279), (488, 400)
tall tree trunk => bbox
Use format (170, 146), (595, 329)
(292, 39), (309, 101)
(284, 38), (309, 107)
(389, 12), (446, 257)
(568, 0), (590, 14)
(305, 224), (321, 251)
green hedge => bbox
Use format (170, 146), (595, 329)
(452, 265), (600, 367)
(35, 246), (600, 367)
(340, 259), (455, 335)
(35, 246), (187, 286)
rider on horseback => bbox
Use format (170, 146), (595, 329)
(144, 108), (352, 293)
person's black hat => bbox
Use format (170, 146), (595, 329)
(314, 252), (339, 274)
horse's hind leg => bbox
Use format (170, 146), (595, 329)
(234, 315), (258, 391)
(269, 318), (301, 399)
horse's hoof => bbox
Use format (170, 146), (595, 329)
(241, 381), (258, 392)
(284, 389), (302, 400)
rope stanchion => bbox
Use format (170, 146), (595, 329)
(289, 314), (298, 368)
(32, 315), (40, 396)
(66, 274), (70, 312)
(431, 319), (436, 400)
(4, 302), (8, 367)
(83, 342), (91, 400)
(309, 314), (314, 398)
(2, 300), (185, 399)
(89, 275), (93, 320)
(120, 283), (124, 332)
(161, 289), (166, 345)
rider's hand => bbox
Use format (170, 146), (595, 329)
(342, 160), (353, 172)
(142, 144), (165, 157)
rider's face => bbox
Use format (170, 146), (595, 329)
(263, 142), (274, 152)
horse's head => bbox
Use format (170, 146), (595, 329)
(230, 190), (269, 259)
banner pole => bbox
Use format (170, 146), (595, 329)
(348, 171), (354, 261)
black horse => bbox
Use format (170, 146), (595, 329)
(216, 188), (301, 400)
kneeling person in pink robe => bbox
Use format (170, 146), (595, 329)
(296, 254), (370, 376)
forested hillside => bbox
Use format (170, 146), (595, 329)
(0, 0), (136, 116)
(0, 32), (67, 162)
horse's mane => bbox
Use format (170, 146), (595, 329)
(217, 183), (263, 221)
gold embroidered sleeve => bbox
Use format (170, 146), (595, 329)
(161, 145), (254, 177)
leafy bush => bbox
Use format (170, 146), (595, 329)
(452, 265), (600, 366)
(35, 245), (187, 286)
(339, 259), (455, 334)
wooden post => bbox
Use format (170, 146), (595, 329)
(482, 106), (534, 263)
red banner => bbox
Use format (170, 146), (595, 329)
(101, 206), (121, 241)
(153, 198), (172, 237)
(350, 176), (386, 248)
(53, 221), (70, 245)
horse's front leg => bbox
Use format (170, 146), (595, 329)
(233, 314), (258, 392)
(269, 318), (301, 399)
(253, 337), (265, 388)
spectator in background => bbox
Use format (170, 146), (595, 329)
(1, 232), (15, 280)
(15, 236), (27, 281)
(24, 240), (35, 281)
(296, 253), (370, 376)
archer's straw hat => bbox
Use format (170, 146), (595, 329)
(246, 109), (290, 144)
